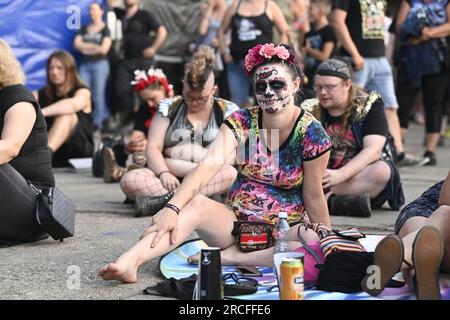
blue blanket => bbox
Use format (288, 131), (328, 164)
(159, 236), (450, 300)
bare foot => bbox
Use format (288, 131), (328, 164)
(98, 262), (138, 283)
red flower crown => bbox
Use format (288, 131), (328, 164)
(244, 43), (296, 75)
(130, 67), (172, 94)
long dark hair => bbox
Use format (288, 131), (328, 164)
(44, 50), (86, 103)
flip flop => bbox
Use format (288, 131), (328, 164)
(412, 225), (443, 300)
(361, 234), (406, 296)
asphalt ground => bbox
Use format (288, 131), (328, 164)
(0, 123), (448, 299)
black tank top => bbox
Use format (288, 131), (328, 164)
(38, 85), (94, 147)
(38, 85), (94, 166)
(0, 85), (55, 188)
(230, 0), (274, 62)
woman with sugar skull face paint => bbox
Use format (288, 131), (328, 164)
(99, 43), (332, 286)
(254, 66), (291, 113)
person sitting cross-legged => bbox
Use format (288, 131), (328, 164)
(120, 46), (239, 216)
(34, 50), (94, 168)
(302, 59), (405, 217)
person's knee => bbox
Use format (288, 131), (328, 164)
(54, 113), (78, 128)
(119, 169), (152, 196)
(223, 165), (237, 180)
(119, 171), (136, 196)
(368, 161), (391, 186)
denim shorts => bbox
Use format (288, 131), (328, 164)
(227, 60), (251, 106)
(353, 57), (399, 109)
(394, 180), (444, 234)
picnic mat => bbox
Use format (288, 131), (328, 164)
(159, 236), (450, 300)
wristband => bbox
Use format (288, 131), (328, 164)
(164, 203), (180, 215)
(158, 170), (170, 178)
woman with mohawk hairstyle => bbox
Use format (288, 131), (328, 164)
(119, 45), (239, 217)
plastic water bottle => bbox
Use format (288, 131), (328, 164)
(273, 212), (291, 253)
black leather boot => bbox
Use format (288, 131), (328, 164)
(328, 194), (372, 217)
(134, 191), (175, 217)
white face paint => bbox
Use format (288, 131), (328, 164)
(254, 64), (292, 114)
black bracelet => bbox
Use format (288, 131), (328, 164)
(157, 170), (170, 178)
(164, 203), (180, 215)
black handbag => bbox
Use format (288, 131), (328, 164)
(92, 135), (127, 177)
(29, 183), (75, 241)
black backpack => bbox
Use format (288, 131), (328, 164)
(92, 135), (127, 177)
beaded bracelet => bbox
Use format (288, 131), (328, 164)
(164, 203), (180, 215)
(157, 170), (170, 178)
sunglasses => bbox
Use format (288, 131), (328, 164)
(254, 80), (287, 95)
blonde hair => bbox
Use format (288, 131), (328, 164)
(0, 38), (25, 89)
(183, 45), (215, 91)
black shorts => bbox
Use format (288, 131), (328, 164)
(394, 180), (443, 234)
(371, 159), (405, 210)
(52, 122), (94, 167)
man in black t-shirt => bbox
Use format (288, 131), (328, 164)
(331, 0), (420, 167)
(302, 0), (336, 88)
(303, 59), (405, 217)
(107, 0), (167, 122)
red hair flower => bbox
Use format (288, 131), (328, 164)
(244, 43), (294, 75)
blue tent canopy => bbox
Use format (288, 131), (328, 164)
(0, 0), (101, 91)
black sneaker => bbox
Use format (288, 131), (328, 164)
(328, 194), (372, 217)
(134, 192), (175, 217)
(418, 152), (437, 166)
(396, 153), (422, 167)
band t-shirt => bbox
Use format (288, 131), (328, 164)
(0, 85), (55, 188)
(321, 96), (388, 169)
(77, 25), (111, 62)
(332, 0), (386, 57)
(114, 8), (161, 59)
(230, 1), (274, 62)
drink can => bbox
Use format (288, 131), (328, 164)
(197, 247), (224, 300)
(280, 256), (304, 300)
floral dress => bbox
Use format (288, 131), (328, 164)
(223, 106), (331, 225)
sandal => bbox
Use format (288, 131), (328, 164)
(412, 225), (443, 300)
(361, 234), (410, 296)
(103, 147), (126, 183)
